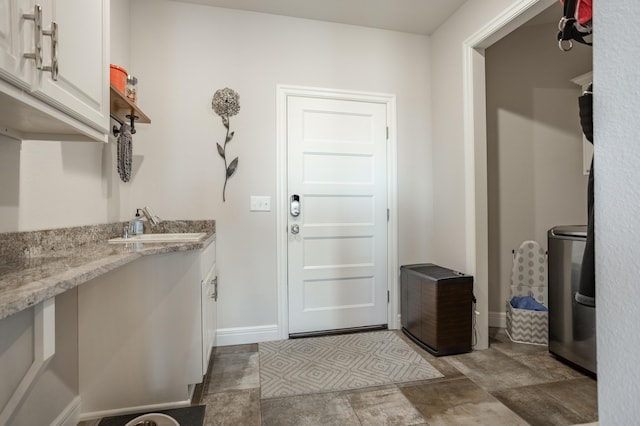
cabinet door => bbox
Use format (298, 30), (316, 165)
(200, 241), (217, 377)
(0, 0), (20, 84)
(0, 0), (37, 88)
(79, 252), (202, 413)
(33, 0), (109, 133)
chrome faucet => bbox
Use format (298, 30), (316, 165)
(140, 206), (161, 226)
(122, 207), (160, 238)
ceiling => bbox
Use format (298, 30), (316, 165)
(172, 0), (469, 35)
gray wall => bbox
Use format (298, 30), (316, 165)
(485, 19), (592, 315)
(595, 0), (640, 422)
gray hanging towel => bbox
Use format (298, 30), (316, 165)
(117, 123), (132, 182)
(576, 84), (595, 308)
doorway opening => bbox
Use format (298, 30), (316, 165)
(484, 2), (593, 334)
(462, 0), (560, 350)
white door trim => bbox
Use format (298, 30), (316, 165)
(276, 85), (398, 340)
(461, 0), (556, 349)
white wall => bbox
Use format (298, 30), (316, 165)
(485, 20), (592, 314)
(0, 139), (21, 230)
(595, 0), (640, 422)
(110, 0), (131, 69)
(129, 0), (433, 340)
(0, 135), (116, 232)
(107, 0), (135, 222)
(430, 0), (523, 273)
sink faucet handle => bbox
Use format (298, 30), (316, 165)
(140, 206), (161, 226)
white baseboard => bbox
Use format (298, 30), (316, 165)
(77, 399), (190, 422)
(215, 324), (280, 346)
(489, 311), (506, 328)
(52, 396), (80, 426)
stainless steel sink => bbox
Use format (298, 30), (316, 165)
(108, 233), (207, 243)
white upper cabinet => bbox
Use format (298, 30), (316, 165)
(0, 0), (109, 142)
(36, 0), (109, 133)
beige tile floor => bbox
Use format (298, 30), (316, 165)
(82, 328), (599, 425)
(191, 328), (598, 426)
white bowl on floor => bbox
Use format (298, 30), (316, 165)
(124, 412), (179, 426)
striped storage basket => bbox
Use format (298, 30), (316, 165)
(505, 240), (548, 345)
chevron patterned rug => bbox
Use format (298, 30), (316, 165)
(259, 331), (443, 398)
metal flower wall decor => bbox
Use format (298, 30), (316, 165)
(212, 88), (240, 202)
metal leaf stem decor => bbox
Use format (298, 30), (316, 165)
(212, 88), (240, 202)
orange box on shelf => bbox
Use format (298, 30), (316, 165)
(110, 64), (127, 94)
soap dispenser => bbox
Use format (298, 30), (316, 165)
(132, 209), (144, 235)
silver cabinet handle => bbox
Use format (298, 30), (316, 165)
(42, 21), (58, 80)
(211, 277), (218, 301)
(291, 224), (299, 234)
(23, 4), (43, 69)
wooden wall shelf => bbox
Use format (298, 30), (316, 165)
(109, 84), (151, 125)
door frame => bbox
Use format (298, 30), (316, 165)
(275, 85), (398, 340)
(461, 0), (556, 349)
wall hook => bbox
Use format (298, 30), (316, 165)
(110, 113), (139, 136)
(126, 114), (138, 134)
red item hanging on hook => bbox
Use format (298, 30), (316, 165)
(557, 0), (592, 51)
(560, 0), (592, 25)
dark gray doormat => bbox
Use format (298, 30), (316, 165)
(97, 405), (205, 425)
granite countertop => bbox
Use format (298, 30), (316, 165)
(0, 220), (215, 321)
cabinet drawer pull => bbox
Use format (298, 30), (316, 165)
(23, 4), (43, 69)
(42, 21), (59, 81)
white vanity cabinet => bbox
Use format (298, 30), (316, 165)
(77, 240), (217, 419)
(0, 0), (109, 142)
(78, 251), (203, 416)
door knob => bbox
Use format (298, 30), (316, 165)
(291, 224), (299, 234)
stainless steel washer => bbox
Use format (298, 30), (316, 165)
(548, 225), (596, 375)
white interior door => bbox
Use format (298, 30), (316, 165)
(287, 95), (388, 335)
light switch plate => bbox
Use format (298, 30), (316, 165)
(250, 196), (271, 211)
